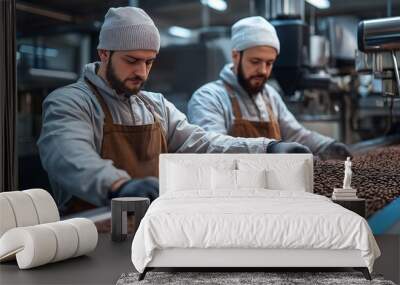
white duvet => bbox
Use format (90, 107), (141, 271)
(131, 190), (380, 273)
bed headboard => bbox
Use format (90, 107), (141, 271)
(159, 154), (314, 195)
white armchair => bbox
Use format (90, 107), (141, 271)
(0, 189), (98, 269)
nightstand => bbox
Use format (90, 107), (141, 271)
(332, 198), (366, 218)
(111, 197), (150, 242)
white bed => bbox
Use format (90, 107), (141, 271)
(131, 154), (380, 280)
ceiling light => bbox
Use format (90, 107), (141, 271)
(306, 0), (330, 9)
(201, 0), (227, 11)
(168, 26), (192, 38)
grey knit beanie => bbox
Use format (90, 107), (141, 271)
(97, 7), (160, 52)
(231, 16), (280, 54)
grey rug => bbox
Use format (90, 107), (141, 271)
(116, 271), (396, 285)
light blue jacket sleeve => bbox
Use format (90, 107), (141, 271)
(187, 82), (233, 135)
(163, 96), (271, 154)
(37, 88), (130, 206)
(268, 86), (334, 153)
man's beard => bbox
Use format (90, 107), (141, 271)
(237, 55), (267, 95)
(106, 57), (145, 96)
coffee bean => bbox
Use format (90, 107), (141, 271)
(314, 145), (400, 217)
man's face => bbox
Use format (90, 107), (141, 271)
(100, 50), (157, 95)
(232, 46), (277, 95)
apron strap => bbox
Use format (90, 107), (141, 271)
(260, 90), (279, 124)
(137, 94), (169, 140)
(223, 81), (243, 120)
(136, 93), (161, 124)
(85, 77), (161, 126)
(84, 78), (114, 124)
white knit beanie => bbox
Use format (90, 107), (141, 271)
(97, 7), (160, 52)
(231, 16), (280, 54)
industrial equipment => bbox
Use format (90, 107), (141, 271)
(355, 17), (400, 136)
(356, 17), (400, 98)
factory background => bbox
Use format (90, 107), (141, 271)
(1, 0), (398, 191)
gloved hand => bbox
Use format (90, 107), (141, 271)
(109, 177), (159, 202)
(267, 141), (311, 154)
(319, 141), (352, 160)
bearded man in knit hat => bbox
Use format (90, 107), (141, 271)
(38, 8), (310, 213)
(188, 16), (351, 160)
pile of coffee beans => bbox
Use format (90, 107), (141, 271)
(314, 145), (400, 217)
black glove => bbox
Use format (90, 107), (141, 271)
(109, 177), (159, 202)
(319, 141), (352, 161)
(267, 141), (311, 154)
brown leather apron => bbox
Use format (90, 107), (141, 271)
(64, 79), (168, 214)
(224, 82), (281, 140)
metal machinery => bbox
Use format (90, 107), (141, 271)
(355, 17), (400, 137)
(356, 16), (400, 99)
(259, 0), (400, 143)
(344, 16), (400, 154)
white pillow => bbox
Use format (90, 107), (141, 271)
(211, 168), (268, 192)
(167, 162), (211, 192)
(212, 168), (237, 191)
(267, 164), (306, 191)
(236, 169), (268, 189)
(237, 159), (308, 192)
